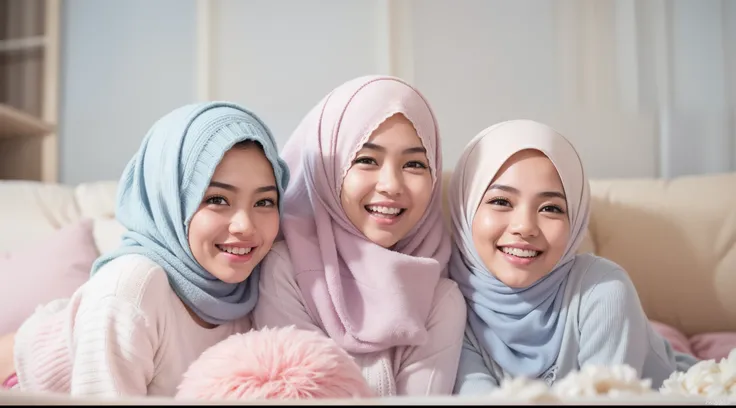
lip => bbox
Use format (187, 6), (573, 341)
(216, 244), (257, 264)
(365, 201), (406, 209)
(218, 242), (257, 248)
(497, 243), (543, 267)
(497, 243), (542, 252)
(500, 250), (538, 266)
(364, 202), (406, 226)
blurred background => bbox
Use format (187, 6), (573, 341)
(1, 0), (734, 185)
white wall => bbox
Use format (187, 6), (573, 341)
(59, 0), (736, 184)
(403, 0), (659, 178)
(59, 0), (197, 184)
(208, 0), (384, 146)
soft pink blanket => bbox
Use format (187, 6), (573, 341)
(651, 320), (736, 361)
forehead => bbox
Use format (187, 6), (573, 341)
(365, 114), (421, 146)
(212, 146), (276, 185)
(491, 149), (563, 190)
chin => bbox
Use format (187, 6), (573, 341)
(213, 268), (255, 284)
(494, 271), (541, 289)
(365, 233), (399, 249)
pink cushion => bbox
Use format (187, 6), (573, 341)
(651, 320), (736, 362)
(0, 219), (98, 334)
(689, 332), (736, 361)
(650, 320), (695, 356)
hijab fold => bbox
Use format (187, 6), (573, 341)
(281, 76), (451, 354)
(91, 102), (290, 326)
(448, 120), (591, 378)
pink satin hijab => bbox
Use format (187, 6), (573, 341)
(279, 75), (451, 354)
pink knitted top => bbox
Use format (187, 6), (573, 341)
(13, 254), (251, 397)
(252, 242), (467, 396)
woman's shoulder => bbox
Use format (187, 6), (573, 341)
(570, 253), (641, 311)
(571, 253), (632, 288)
(264, 240), (292, 262)
(84, 254), (173, 311)
(261, 240), (296, 277)
(434, 277), (465, 309)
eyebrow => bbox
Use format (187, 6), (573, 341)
(487, 183), (566, 200)
(254, 185), (278, 194)
(209, 181), (278, 194)
(362, 142), (427, 155)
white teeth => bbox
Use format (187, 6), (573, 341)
(219, 245), (252, 255)
(367, 205), (402, 215)
(501, 247), (539, 258)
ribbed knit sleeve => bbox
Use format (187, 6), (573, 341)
(577, 259), (650, 373)
(453, 330), (499, 395)
(14, 256), (162, 397)
(68, 295), (155, 397)
(13, 299), (73, 393)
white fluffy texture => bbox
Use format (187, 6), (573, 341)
(488, 377), (562, 404)
(660, 348), (736, 400)
(551, 365), (654, 398)
(488, 364), (656, 402)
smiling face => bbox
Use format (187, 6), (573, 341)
(187, 141), (280, 284)
(471, 149), (571, 288)
(339, 113), (433, 249)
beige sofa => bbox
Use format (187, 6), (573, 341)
(1, 171), (735, 404)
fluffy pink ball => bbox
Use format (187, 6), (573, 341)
(176, 325), (374, 401)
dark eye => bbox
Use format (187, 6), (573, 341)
(404, 161), (428, 169)
(541, 205), (565, 214)
(352, 156), (377, 166)
(205, 196), (228, 206)
(487, 197), (511, 207)
(255, 198), (276, 208)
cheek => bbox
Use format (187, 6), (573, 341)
(187, 213), (211, 256)
(540, 219), (571, 251)
(256, 213), (281, 243)
(471, 208), (505, 245)
(407, 174), (433, 207)
(340, 171), (371, 208)
(188, 210), (225, 246)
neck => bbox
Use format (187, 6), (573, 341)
(180, 297), (218, 329)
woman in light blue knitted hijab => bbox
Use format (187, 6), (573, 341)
(449, 120), (697, 395)
(7, 101), (291, 397)
(91, 101), (290, 325)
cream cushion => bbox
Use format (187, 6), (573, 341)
(586, 173), (736, 336)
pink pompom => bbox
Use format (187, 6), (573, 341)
(176, 326), (374, 401)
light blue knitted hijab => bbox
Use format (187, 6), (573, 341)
(91, 101), (290, 325)
(448, 120), (590, 378)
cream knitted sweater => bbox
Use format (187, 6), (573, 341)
(13, 254), (251, 397)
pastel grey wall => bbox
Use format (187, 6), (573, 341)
(59, 0), (736, 184)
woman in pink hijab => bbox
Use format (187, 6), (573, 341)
(252, 75), (466, 397)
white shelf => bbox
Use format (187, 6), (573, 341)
(0, 36), (47, 53)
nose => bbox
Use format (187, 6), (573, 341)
(376, 165), (403, 197)
(229, 210), (255, 236)
(508, 208), (540, 238)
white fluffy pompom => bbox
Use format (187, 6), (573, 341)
(487, 364), (660, 402)
(660, 348), (736, 400)
(488, 376), (561, 404)
(551, 364), (654, 398)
